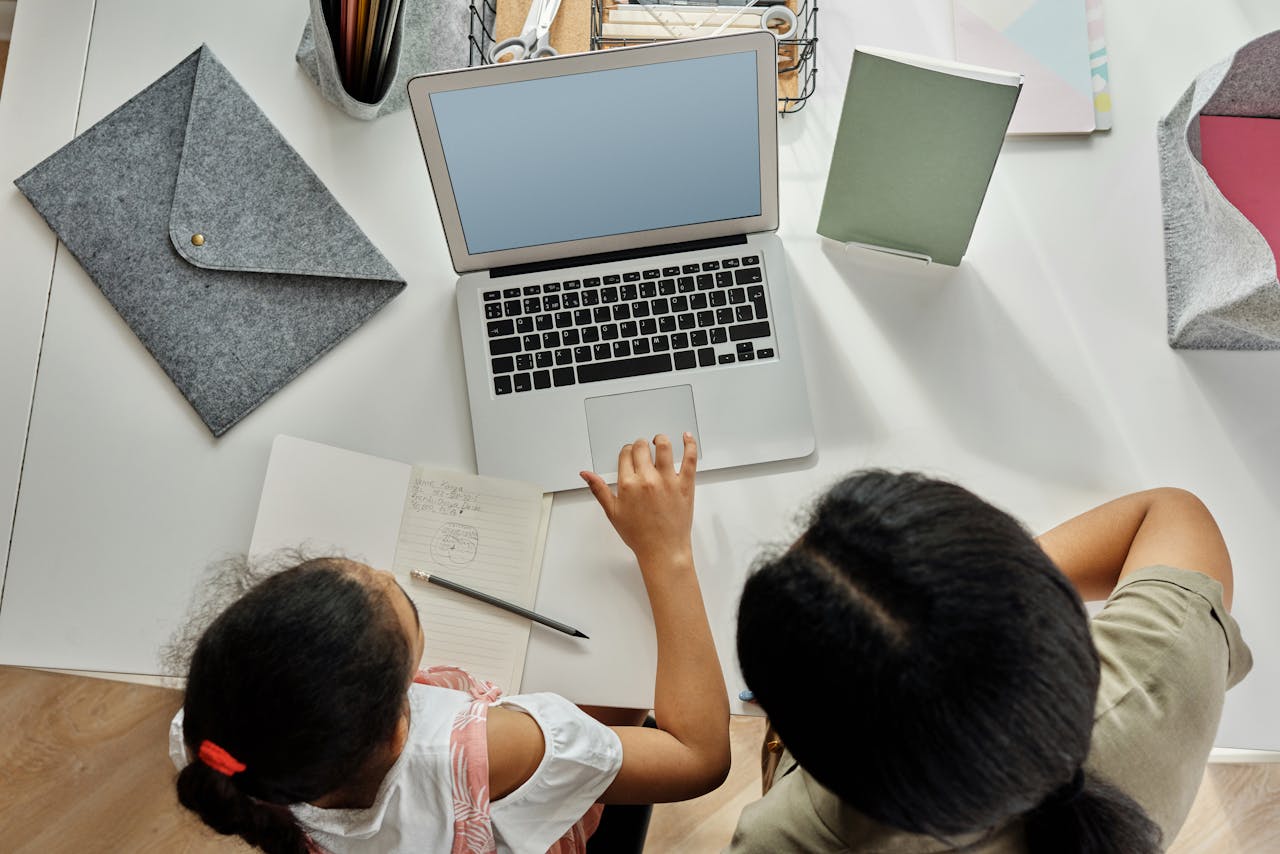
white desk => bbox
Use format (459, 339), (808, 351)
(3, 0), (1280, 750)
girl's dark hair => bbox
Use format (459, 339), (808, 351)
(737, 471), (1161, 853)
(176, 558), (412, 854)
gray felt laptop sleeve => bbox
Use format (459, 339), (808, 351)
(15, 44), (406, 436)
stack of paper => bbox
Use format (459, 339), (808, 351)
(953, 0), (1112, 135)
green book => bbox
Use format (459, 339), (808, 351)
(817, 47), (1023, 266)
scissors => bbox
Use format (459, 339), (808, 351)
(489, 0), (563, 63)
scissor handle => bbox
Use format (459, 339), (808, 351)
(529, 45), (559, 59)
(489, 36), (530, 64)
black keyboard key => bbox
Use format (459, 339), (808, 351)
(543, 294), (561, 311)
(729, 321), (772, 341)
(555, 311), (573, 328)
(582, 290), (600, 306)
(517, 317), (534, 334)
(698, 347), (716, 367)
(612, 304), (631, 321)
(662, 266), (680, 276)
(577, 354), (673, 383)
(603, 274), (621, 285)
(742, 255), (760, 265)
(737, 342), (755, 355)
(718, 354), (735, 365)
(533, 370), (551, 390)
(748, 285), (765, 300)
(697, 310), (715, 327)
(710, 290), (727, 307)
(633, 337), (651, 355)
(555, 348), (573, 366)
(626, 271), (645, 282)
(639, 318), (657, 335)
(544, 282), (561, 292)
(483, 290), (501, 301)
(490, 336), (521, 356)
(674, 351), (696, 370)
(563, 292), (581, 308)
(613, 341), (632, 358)
(735, 267), (763, 285)
(574, 309), (592, 325)
(494, 375), (512, 395)
(514, 373), (532, 392)
(535, 314), (553, 331)
(504, 300), (522, 316)
(601, 287), (619, 303)
(620, 284), (638, 300)
(672, 332), (690, 349)
(542, 331), (561, 348)
(652, 335), (670, 351)
(752, 297), (768, 319)
(711, 328), (728, 344)
(601, 323), (619, 340)
(642, 269), (661, 279)
(757, 348), (775, 359)
(553, 367), (575, 387)
(524, 297), (541, 313)
(594, 307), (611, 323)
(723, 257), (740, 268)
(574, 346), (593, 362)
(716, 307), (734, 324)
(485, 303), (503, 320)
(682, 263), (700, 274)
(563, 328), (581, 345)
(739, 350), (755, 361)
(716, 271), (734, 287)
(729, 288), (747, 304)
(631, 301), (650, 318)
(487, 319), (514, 337)
(522, 334), (541, 351)
(677, 313), (696, 330)
(651, 298), (670, 315)
(671, 295), (689, 312)
(640, 281), (657, 298)
(678, 277), (695, 292)
(620, 321), (638, 338)
(701, 260), (720, 271)
(691, 330), (709, 347)
(690, 293), (708, 310)
(565, 279), (582, 289)
(582, 327), (600, 343)
(523, 284), (541, 295)
(659, 279), (676, 295)
(658, 316), (676, 332)
(536, 351), (553, 368)
(736, 305), (754, 322)
(516, 354), (533, 371)
(492, 356), (515, 374)
(696, 273), (714, 290)
(503, 287), (521, 298)
(593, 343), (612, 360)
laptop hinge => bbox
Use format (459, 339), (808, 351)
(489, 234), (748, 279)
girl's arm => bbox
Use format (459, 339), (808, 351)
(1036, 487), (1233, 606)
(581, 433), (731, 803)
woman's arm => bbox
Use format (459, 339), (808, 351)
(1036, 487), (1233, 607)
(581, 433), (731, 804)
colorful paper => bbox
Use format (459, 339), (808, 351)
(1199, 115), (1280, 277)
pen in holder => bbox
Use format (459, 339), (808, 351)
(297, 0), (496, 120)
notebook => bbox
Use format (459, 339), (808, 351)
(953, 0), (1096, 135)
(248, 435), (553, 691)
(817, 47), (1022, 266)
(1199, 115), (1280, 278)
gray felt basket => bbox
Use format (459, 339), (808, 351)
(1158, 29), (1280, 350)
(297, 0), (483, 120)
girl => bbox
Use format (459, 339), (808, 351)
(731, 472), (1250, 853)
(171, 433), (729, 853)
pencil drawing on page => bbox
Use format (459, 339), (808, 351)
(411, 478), (482, 515)
(432, 522), (480, 566)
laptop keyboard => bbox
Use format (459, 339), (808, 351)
(482, 254), (777, 396)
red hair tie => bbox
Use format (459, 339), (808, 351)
(198, 740), (247, 777)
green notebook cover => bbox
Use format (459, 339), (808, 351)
(817, 50), (1022, 266)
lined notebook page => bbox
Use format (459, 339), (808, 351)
(391, 468), (552, 692)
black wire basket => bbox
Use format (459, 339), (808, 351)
(467, 0), (499, 67)
(590, 0), (818, 115)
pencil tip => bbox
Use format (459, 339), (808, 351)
(574, 630), (590, 639)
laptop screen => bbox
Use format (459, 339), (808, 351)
(428, 50), (762, 256)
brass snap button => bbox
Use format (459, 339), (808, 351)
(191, 233), (205, 247)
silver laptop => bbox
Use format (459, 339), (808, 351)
(407, 31), (814, 492)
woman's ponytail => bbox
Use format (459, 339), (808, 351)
(176, 761), (310, 854)
(1023, 768), (1161, 854)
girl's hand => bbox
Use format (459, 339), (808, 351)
(580, 432), (698, 569)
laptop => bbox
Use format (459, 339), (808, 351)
(407, 31), (814, 492)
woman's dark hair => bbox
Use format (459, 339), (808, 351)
(737, 471), (1161, 853)
(176, 558), (412, 854)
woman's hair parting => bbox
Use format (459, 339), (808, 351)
(174, 557), (412, 854)
(736, 470), (1161, 854)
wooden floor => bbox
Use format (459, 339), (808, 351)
(1, 667), (1277, 852)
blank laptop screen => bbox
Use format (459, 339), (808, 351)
(429, 50), (762, 255)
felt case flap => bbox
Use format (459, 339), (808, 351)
(168, 46), (402, 282)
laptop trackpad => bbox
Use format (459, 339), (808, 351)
(585, 385), (701, 476)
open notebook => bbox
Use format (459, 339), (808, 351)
(248, 435), (553, 692)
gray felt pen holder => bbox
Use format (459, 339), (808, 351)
(297, 0), (481, 120)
